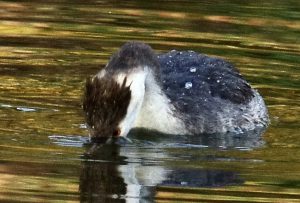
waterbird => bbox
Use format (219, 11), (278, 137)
(83, 42), (269, 142)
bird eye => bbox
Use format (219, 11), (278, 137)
(113, 128), (121, 137)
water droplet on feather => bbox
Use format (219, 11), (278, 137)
(190, 67), (196, 73)
(185, 82), (193, 89)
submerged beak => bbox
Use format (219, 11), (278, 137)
(90, 127), (121, 144)
(90, 136), (110, 144)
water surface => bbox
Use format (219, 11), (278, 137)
(0, 0), (300, 202)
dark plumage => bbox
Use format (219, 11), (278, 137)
(158, 50), (254, 105)
(106, 42), (160, 76)
(83, 76), (131, 140)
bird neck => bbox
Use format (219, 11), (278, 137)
(115, 67), (147, 137)
(115, 66), (187, 137)
(133, 68), (187, 135)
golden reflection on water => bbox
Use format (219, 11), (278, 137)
(0, 0), (299, 202)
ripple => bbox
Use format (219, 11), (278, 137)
(0, 104), (13, 108)
(0, 103), (39, 112)
(0, 103), (59, 113)
(16, 107), (37, 112)
(48, 135), (89, 147)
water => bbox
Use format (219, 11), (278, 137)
(0, 0), (300, 202)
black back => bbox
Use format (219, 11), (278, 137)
(158, 50), (255, 133)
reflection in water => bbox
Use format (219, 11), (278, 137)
(161, 169), (243, 188)
(80, 144), (127, 203)
(79, 133), (248, 202)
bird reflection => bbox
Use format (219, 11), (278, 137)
(80, 141), (160, 203)
(79, 143), (127, 203)
(78, 128), (265, 203)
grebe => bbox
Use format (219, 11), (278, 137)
(83, 42), (269, 142)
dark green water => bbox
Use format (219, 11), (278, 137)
(0, 0), (299, 202)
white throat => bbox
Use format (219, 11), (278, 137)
(116, 67), (187, 136)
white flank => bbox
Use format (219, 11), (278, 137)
(134, 68), (187, 135)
